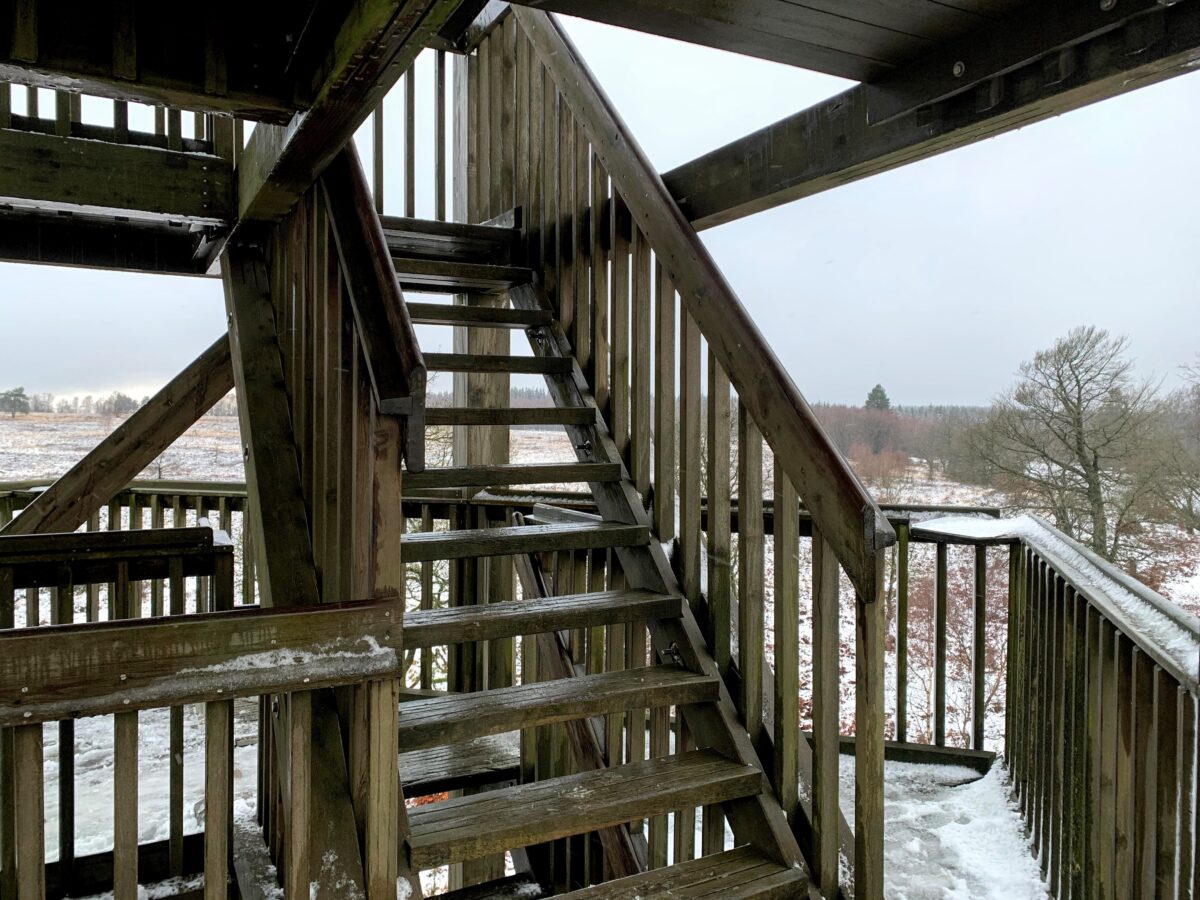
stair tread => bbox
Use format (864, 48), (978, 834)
(398, 665), (718, 750)
(406, 302), (551, 328)
(392, 257), (532, 293)
(437, 874), (545, 900)
(380, 215), (518, 266)
(425, 352), (571, 375)
(401, 732), (520, 797)
(404, 462), (620, 491)
(401, 521), (648, 562)
(408, 750), (762, 868)
(405, 589), (681, 649)
(558, 846), (808, 899)
(425, 406), (594, 426)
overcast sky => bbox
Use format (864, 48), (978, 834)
(1, 15), (1196, 407)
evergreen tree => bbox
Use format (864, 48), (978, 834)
(864, 384), (891, 410)
(0, 387), (30, 418)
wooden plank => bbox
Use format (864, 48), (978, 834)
(630, 227), (652, 496)
(13, 724), (43, 900)
(514, 8), (893, 602)
(737, 405), (763, 751)
(895, 522), (910, 743)
(406, 589), (681, 649)
(652, 266), (675, 542)
(236, 0), (462, 223)
(204, 699), (233, 900)
(0, 598), (402, 725)
(426, 352), (570, 375)
(772, 467), (799, 825)
(426, 406), (593, 426)
(406, 302), (550, 327)
(973, 544), (987, 750)
(935, 541), (947, 746)
(854, 554), (887, 899)
(705, 351), (730, 679)
(401, 522), (648, 562)
(286, 691), (312, 899)
(663, 1), (1200, 230)
(399, 665), (716, 749)
(0, 567), (14, 900)
(222, 243), (319, 610)
(1, 337), (232, 537)
(811, 528), (840, 898)
(405, 462), (619, 490)
(0, 127), (231, 222)
(408, 750), (761, 868)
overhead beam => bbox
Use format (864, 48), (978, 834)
(663, 0), (1200, 230)
(0, 128), (233, 223)
(0, 207), (214, 276)
(0, 335), (233, 537)
(237, 0), (463, 224)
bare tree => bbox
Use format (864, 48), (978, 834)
(971, 326), (1166, 562)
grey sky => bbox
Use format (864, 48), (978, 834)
(1, 15), (1196, 407)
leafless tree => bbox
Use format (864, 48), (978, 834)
(971, 326), (1166, 563)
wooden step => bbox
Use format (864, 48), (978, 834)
(398, 666), (719, 750)
(380, 215), (517, 265)
(401, 732), (520, 797)
(405, 589), (680, 649)
(559, 846), (809, 899)
(408, 750), (762, 868)
(401, 521), (648, 562)
(425, 406), (594, 427)
(425, 352), (571, 375)
(438, 874), (545, 900)
(404, 462), (620, 491)
(392, 257), (533, 294)
(406, 301), (552, 328)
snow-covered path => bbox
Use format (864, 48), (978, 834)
(840, 756), (1047, 900)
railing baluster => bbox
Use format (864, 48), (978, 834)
(590, 155), (610, 415)
(896, 521), (909, 743)
(435, 50), (447, 221)
(648, 704), (669, 868)
(652, 265), (674, 541)
(772, 466), (799, 824)
(811, 527), (840, 897)
(0, 84), (9, 128)
(736, 403), (763, 748)
(113, 559), (139, 899)
(54, 567), (75, 887)
(677, 312), (701, 605)
(973, 543), (987, 750)
(13, 723), (43, 900)
(0, 566), (16, 900)
(168, 556), (185, 876)
(630, 227), (651, 496)
(609, 193), (630, 461)
(935, 541), (947, 746)
(405, 65), (416, 218)
(204, 697), (233, 900)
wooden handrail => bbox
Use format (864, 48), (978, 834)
(321, 144), (428, 471)
(512, 8), (894, 601)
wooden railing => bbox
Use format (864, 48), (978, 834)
(0, 524), (404, 899)
(453, 9), (896, 896)
(0, 82), (237, 157)
(1001, 517), (1199, 900)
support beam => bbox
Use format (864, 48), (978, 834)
(237, 0), (462, 224)
(663, 0), (1200, 230)
(0, 128), (233, 223)
(0, 335), (233, 537)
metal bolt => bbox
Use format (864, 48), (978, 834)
(217, 688), (224, 694)
(271, 639), (277, 645)
(20, 686), (28, 694)
(119, 674), (127, 682)
(384, 610), (392, 618)
(952, 61), (966, 78)
(123, 699), (130, 705)
(385, 632), (392, 640)
(302, 677), (311, 684)
(23, 712), (31, 719)
(1100, 0), (1116, 9)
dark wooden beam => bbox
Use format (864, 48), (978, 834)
(0, 128), (233, 223)
(0, 335), (233, 537)
(663, 0), (1200, 230)
(237, 0), (463, 224)
(0, 207), (214, 275)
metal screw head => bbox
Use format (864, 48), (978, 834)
(23, 712), (31, 719)
(119, 674), (127, 682)
(302, 677), (311, 684)
(123, 699), (130, 705)
(952, 61), (966, 78)
(20, 686), (28, 694)
(1100, 0), (1116, 9)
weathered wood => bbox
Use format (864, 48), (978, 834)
(13, 724), (43, 900)
(401, 522), (648, 562)
(854, 553), (886, 900)
(513, 8), (893, 602)
(405, 462), (620, 491)
(811, 528), (840, 898)
(0, 127), (232, 222)
(935, 541), (948, 746)
(236, 0), (462, 223)
(401, 732), (520, 798)
(973, 543), (987, 750)
(558, 845), (807, 898)
(406, 589), (681, 649)
(426, 405), (594, 426)
(204, 699), (233, 900)
(408, 750), (761, 868)
(771, 466), (799, 828)
(399, 665), (716, 750)
(1, 337), (232, 537)
(406, 302), (549, 327)
(426, 352), (571, 375)
(737, 405), (764, 750)
(0, 598), (402, 725)
(896, 521), (910, 743)
(285, 691), (312, 900)
(663, 1), (1200, 229)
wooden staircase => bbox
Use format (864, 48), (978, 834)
(391, 215), (810, 898)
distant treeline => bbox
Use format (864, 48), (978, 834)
(1, 388), (239, 418)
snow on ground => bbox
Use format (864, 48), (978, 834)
(840, 756), (1047, 900)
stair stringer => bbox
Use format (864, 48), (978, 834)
(507, 280), (810, 881)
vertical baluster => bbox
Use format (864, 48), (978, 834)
(811, 527), (840, 897)
(1174, 688), (1195, 900)
(167, 108), (181, 151)
(1051, 577), (1066, 889)
(630, 228), (651, 496)
(854, 552), (887, 900)
(26, 86), (38, 120)
(934, 541), (948, 746)
(736, 404), (762, 747)
(573, 120), (590, 381)
(13, 723), (43, 900)
(652, 266), (675, 541)
(0, 565), (16, 900)
(647, 704), (669, 868)
(150, 496), (164, 616)
(1004, 541), (1017, 763)
(590, 155), (610, 414)
(54, 567), (75, 888)
(420, 508), (434, 690)
(113, 560), (139, 898)
(168, 556), (185, 876)
(154, 105), (165, 136)
(0, 83), (9, 128)
(435, 50), (447, 221)
(772, 466), (799, 824)
(973, 543), (988, 750)
(1098, 616), (1117, 898)
(192, 110), (204, 141)
(1114, 636), (1135, 895)
(1132, 648), (1156, 898)
(556, 97), (574, 337)
(1060, 586), (1077, 899)
(372, 100), (384, 213)
(706, 353), (731, 675)
(895, 521), (909, 742)
(286, 692), (312, 898)
(609, 194), (630, 461)
(204, 695), (232, 900)
(405, 64), (416, 218)
(54, 90), (70, 135)
(527, 54), (545, 274)
(1151, 667), (1179, 895)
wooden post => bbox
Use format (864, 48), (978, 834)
(13, 725), (44, 900)
(204, 698), (233, 900)
(854, 553), (886, 900)
(772, 466), (799, 824)
(737, 405), (763, 750)
(812, 527), (840, 898)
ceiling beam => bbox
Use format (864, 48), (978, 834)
(0, 128), (233, 223)
(663, 0), (1200, 230)
(236, 0), (463, 224)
